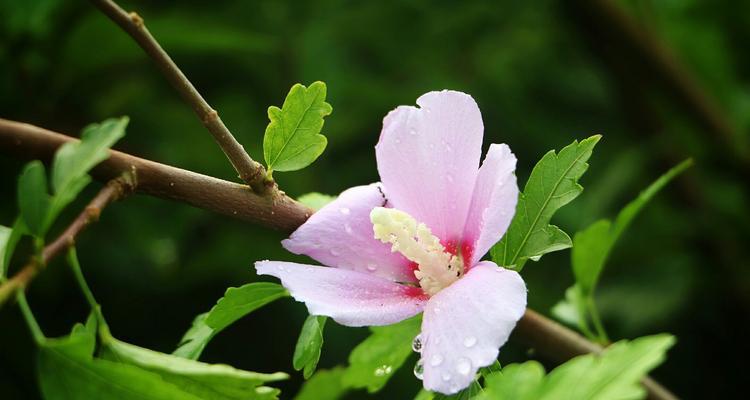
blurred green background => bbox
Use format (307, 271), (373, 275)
(1, 0), (748, 398)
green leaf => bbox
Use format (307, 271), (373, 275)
(1, 218), (27, 277)
(297, 192), (336, 211)
(478, 334), (676, 400)
(18, 161), (52, 236)
(294, 367), (347, 400)
(492, 135), (601, 270)
(38, 316), (203, 400)
(174, 283), (288, 360)
(550, 285), (586, 329)
(0, 224), (13, 279)
(573, 159), (693, 295)
(50, 117), (127, 218)
(293, 315), (327, 379)
(263, 82), (332, 175)
(101, 336), (287, 400)
(342, 315), (421, 393)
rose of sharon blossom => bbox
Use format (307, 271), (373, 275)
(256, 90), (526, 394)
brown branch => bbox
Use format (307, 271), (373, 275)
(88, 0), (269, 192)
(0, 118), (674, 399)
(0, 119), (313, 232)
(514, 309), (678, 400)
(0, 176), (134, 307)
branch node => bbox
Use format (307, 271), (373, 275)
(128, 11), (144, 27)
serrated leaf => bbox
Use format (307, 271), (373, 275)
(297, 192), (336, 211)
(342, 315), (421, 393)
(174, 283), (288, 360)
(492, 135), (601, 270)
(38, 315), (203, 400)
(18, 161), (52, 236)
(101, 336), (287, 400)
(49, 117), (127, 219)
(478, 335), (675, 400)
(263, 82), (332, 174)
(294, 367), (347, 400)
(293, 315), (327, 379)
(573, 159), (693, 295)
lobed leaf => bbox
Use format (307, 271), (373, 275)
(478, 334), (675, 400)
(263, 82), (332, 175)
(293, 315), (327, 379)
(341, 315), (420, 393)
(174, 282), (288, 360)
(492, 135), (601, 270)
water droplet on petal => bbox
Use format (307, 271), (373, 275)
(430, 354), (444, 366)
(412, 334), (423, 352)
(344, 223), (353, 234)
(441, 371), (451, 381)
(413, 359), (424, 380)
(329, 248), (341, 256)
(456, 358), (472, 376)
(446, 174), (454, 183)
(463, 336), (477, 348)
(409, 128), (418, 136)
(339, 207), (351, 215)
(367, 263), (378, 272)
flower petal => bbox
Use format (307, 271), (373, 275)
(256, 261), (427, 327)
(282, 183), (415, 282)
(376, 90), (483, 243)
(463, 144), (519, 265)
(419, 261), (526, 395)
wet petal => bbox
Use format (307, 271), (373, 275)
(256, 261), (427, 327)
(376, 90), (483, 243)
(419, 262), (526, 394)
(463, 144), (519, 265)
(283, 183), (415, 282)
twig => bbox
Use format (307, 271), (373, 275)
(0, 118), (673, 399)
(0, 176), (134, 307)
(514, 309), (678, 400)
(88, 0), (269, 192)
(0, 119), (313, 232)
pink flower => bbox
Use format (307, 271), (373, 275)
(256, 90), (526, 394)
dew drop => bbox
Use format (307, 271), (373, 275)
(430, 354), (444, 366)
(367, 263), (378, 272)
(374, 365), (393, 377)
(412, 334), (423, 352)
(339, 207), (351, 215)
(456, 358), (472, 376)
(413, 359), (424, 380)
(463, 336), (477, 348)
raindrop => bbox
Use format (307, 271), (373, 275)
(456, 358), (472, 376)
(463, 336), (477, 348)
(412, 334), (423, 352)
(339, 207), (351, 215)
(430, 354), (444, 366)
(413, 359), (424, 380)
(367, 263), (378, 272)
(374, 365), (392, 377)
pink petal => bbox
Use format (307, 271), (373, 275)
(282, 183), (415, 283)
(420, 262), (526, 395)
(376, 90), (483, 243)
(255, 261), (427, 327)
(462, 144), (519, 265)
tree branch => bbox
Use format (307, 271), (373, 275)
(0, 176), (134, 307)
(88, 0), (269, 192)
(0, 118), (674, 399)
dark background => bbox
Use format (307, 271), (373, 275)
(1, 0), (748, 398)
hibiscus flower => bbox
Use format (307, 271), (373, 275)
(256, 90), (526, 394)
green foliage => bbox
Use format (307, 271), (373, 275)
(263, 82), (332, 176)
(101, 336), (287, 400)
(17, 161), (52, 236)
(297, 192), (336, 211)
(174, 283), (288, 359)
(293, 315), (327, 379)
(492, 135), (601, 271)
(1, 218), (27, 278)
(573, 159), (693, 295)
(50, 117), (127, 219)
(478, 335), (675, 400)
(294, 367), (347, 400)
(341, 316), (421, 393)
